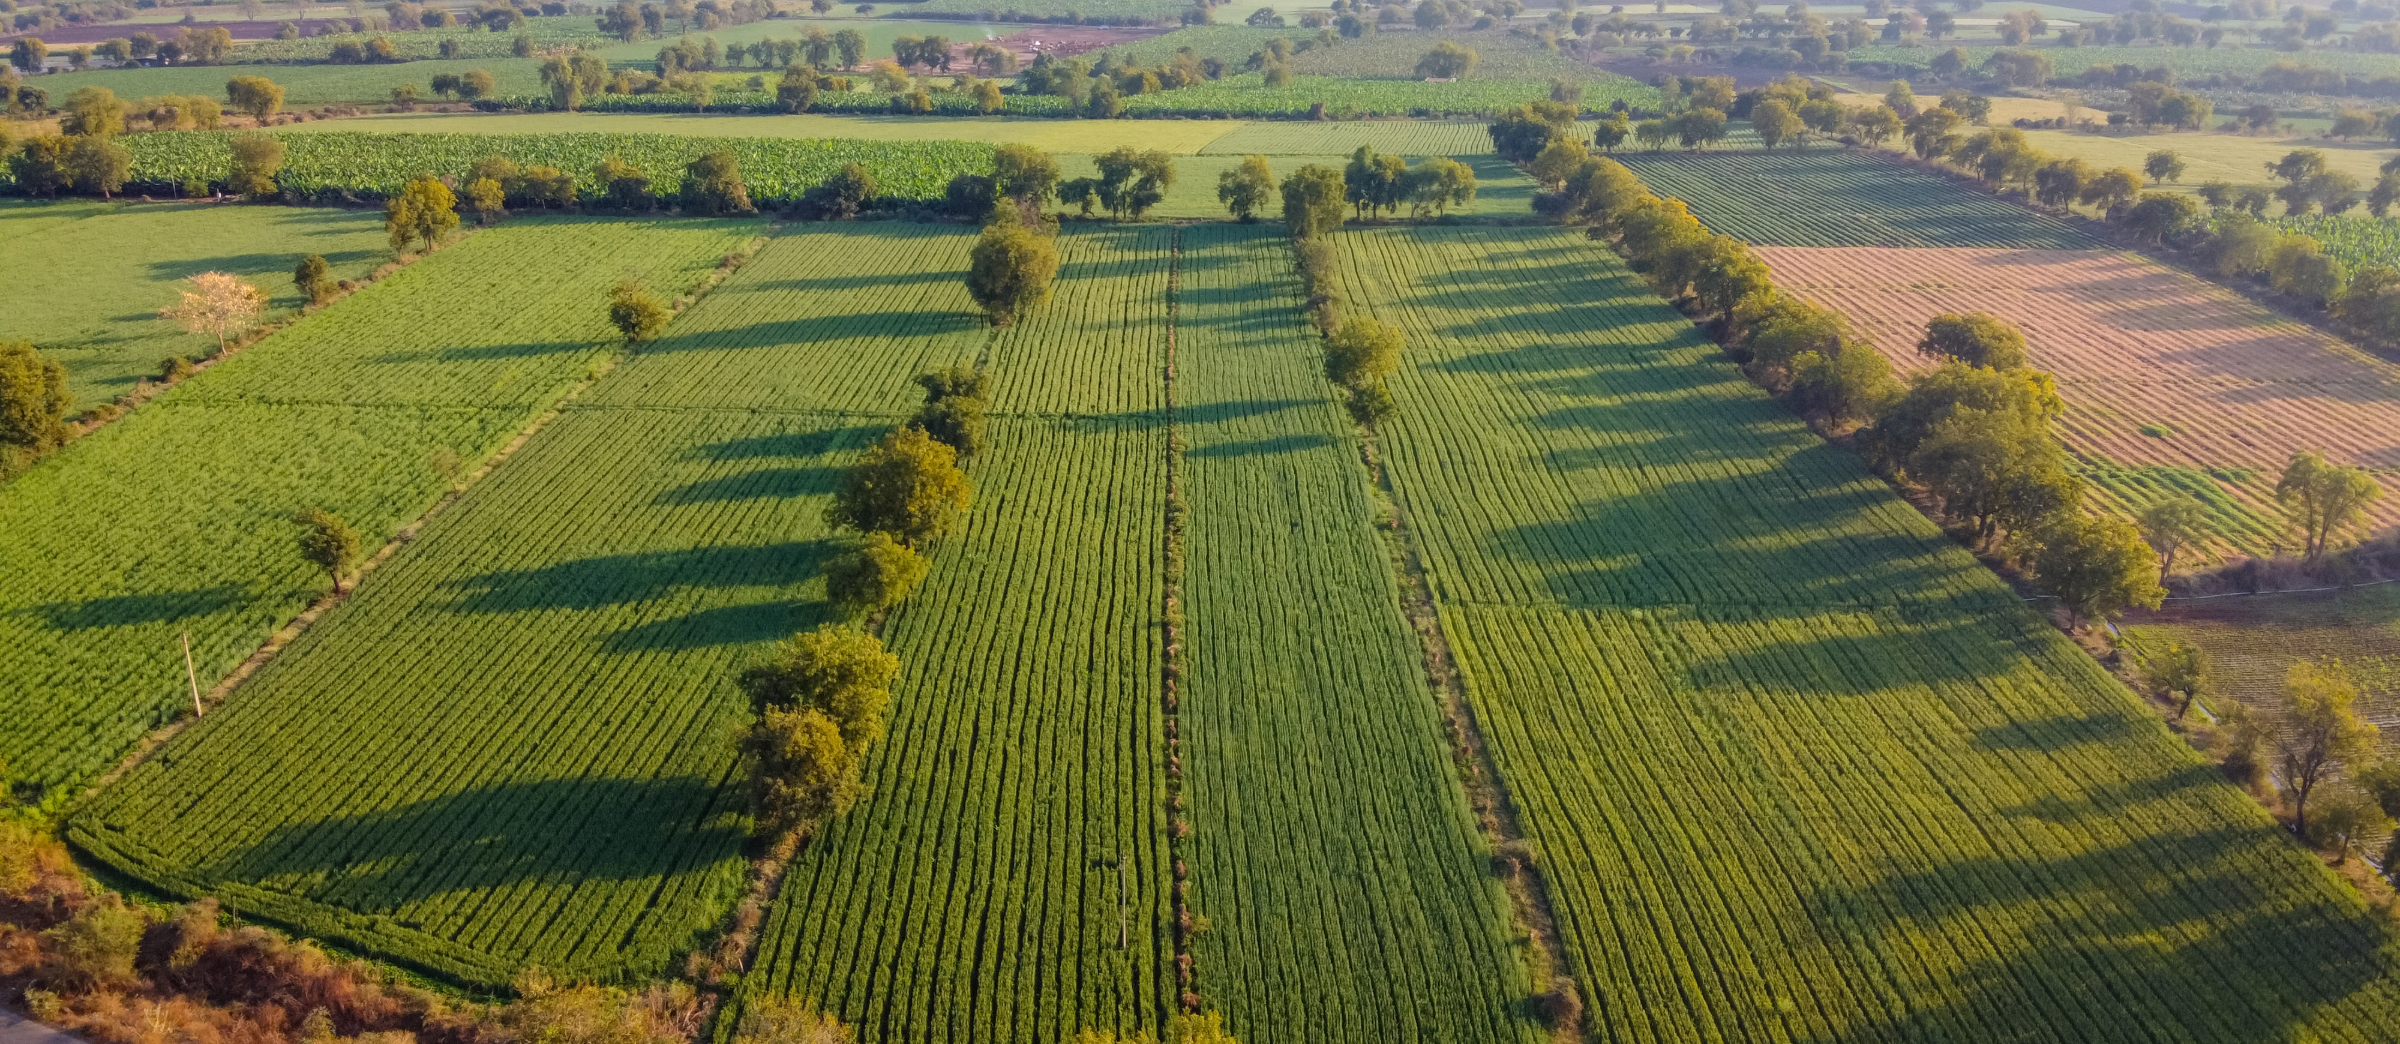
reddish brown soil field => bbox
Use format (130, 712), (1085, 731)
(1759, 246), (2400, 473)
(986, 24), (1163, 63)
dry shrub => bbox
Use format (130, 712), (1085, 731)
(1531, 975), (1584, 1031)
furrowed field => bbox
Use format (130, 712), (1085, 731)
(66, 225), (974, 986)
(293, 112), (1247, 153)
(749, 227), (1178, 1043)
(104, 131), (991, 201)
(0, 199), (388, 406)
(1333, 224), (2400, 1042)
(1174, 225), (1536, 1044)
(1, 216), (759, 794)
(1619, 150), (2099, 250)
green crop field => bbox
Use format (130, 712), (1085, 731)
(1332, 223), (2400, 1042)
(0, 200), (389, 407)
(1851, 42), (2400, 81)
(1173, 223), (1536, 1044)
(2269, 213), (2400, 272)
(1620, 150), (2102, 249)
(591, 19), (975, 66)
(1120, 72), (1656, 118)
(29, 58), (551, 106)
(1, 216), (759, 796)
(1288, 27), (1623, 82)
(904, 0), (1189, 23)
(750, 226), (1177, 1042)
(67, 225), (972, 986)
(1050, 153), (1532, 219)
(1197, 119), (1496, 155)
(230, 16), (606, 62)
(288, 110), (1248, 151)
(100, 130), (991, 200)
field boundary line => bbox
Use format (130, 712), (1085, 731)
(71, 225), (781, 807)
(1161, 224), (1201, 1017)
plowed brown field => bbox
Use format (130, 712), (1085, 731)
(1759, 246), (2400, 548)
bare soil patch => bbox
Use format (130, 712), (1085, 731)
(986, 24), (1164, 63)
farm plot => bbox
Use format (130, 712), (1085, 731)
(1336, 225), (1999, 611)
(294, 111), (1245, 153)
(1756, 245), (2400, 553)
(1197, 120), (1497, 156)
(748, 227), (1176, 1043)
(0, 200), (389, 407)
(0, 216), (758, 795)
(1620, 150), (2099, 249)
(2123, 587), (2400, 744)
(27, 58), (549, 107)
(1120, 73), (1655, 118)
(104, 131), (992, 202)
(1047, 154), (1531, 220)
(1337, 224), (2400, 1043)
(1173, 224), (1537, 1044)
(749, 417), (1175, 1044)
(61, 226), (990, 989)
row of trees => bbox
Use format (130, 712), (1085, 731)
(1277, 162), (1406, 423)
(8, 25), (231, 73)
(964, 145), (1064, 324)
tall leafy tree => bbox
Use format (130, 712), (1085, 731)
(2276, 450), (2382, 558)
(826, 426), (972, 546)
(2270, 659), (2380, 837)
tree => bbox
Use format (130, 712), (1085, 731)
(777, 66), (819, 113)
(0, 340), (72, 453)
(971, 78), (1004, 114)
(1093, 147), (1176, 220)
(1862, 358), (2064, 475)
(1672, 107), (1729, 149)
(608, 279), (671, 341)
(738, 625), (898, 837)
(226, 74), (285, 121)
(2272, 659), (2380, 838)
(1912, 406), (2080, 546)
(227, 132), (284, 196)
(915, 362), (991, 405)
(10, 38), (47, 74)
(990, 144), (1061, 213)
(1591, 113), (1631, 152)
(1917, 312), (2027, 370)
(2268, 235), (2346, 304)
(2137, 494), (2211, 581)
(834, 28), (867, 68)
(801, 162), (877, 220)
(1904, 105), (1962, 159)
(1788, 344), (1899, 427)
(2014, 512), (2165, 624)
(681, 150), (754, 216)
(60, 87), (128, 138)
(824, 531), (931, 617)
(159, 272), (268, 356)
(65, 135), (131, 199)
(295, 507), (361, 593)
(910, 395), (987, 461)
(1325, 316), (1404, 422)
(293, 255), (335, 305)
(384, 175), (458, 255)
(1528, 137), (1589, 188)
(1282, 164), (1348, 238)
(596, 155), (652, 211)
(460, 69), (498, 101)
(825, 426), (973, 547)
(1343, 145), (1409, 218)
(468, 177), (507, 225)
(2143, 149), (2186, 185)
(44, 895), (145, 988)
(2144, 640), (2216, 720)
(1846, 104), (1903, 147)
(7, 136), (70, 198)
(1415, 41), (1478, 79)
(1405, 157), (1476, 217)
(1217, 154), (1275, 222)
(966, 217), (1061, 327)
(2122, 192), (2201, 245)
(2275, 450), (2382, 558)
(1751, 98), (1804, 149)
(1488, 100), (1578, 162)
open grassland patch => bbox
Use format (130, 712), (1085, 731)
(1, 216), (759, 795)
(1622, 149), (2100, 249)
(1756, 245), (2400, 549)
(1336, 223), (2400, 1043)
(0, 200), (389, 407)
(2014, 130), (2397, 205)
(293, 110), (1247, 152)
(1197, 119), (1497, 156)
(62, 226), (977, 987)
(1174, 224), (1538, 1044)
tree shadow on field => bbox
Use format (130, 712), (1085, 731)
(653, 466), (842, 505)
(1971, 711), (2142, 754)
(368, 341), (594, 366)
(1786, 822), (2400, 1044)
(635, 311), (982, 354)
(1177, 397), (1315, 426)
(601, 599), (833, 653)
(25, 584), (249, 632)
(745, 269), (962, 293)
(691, 426), (882, 462)
(201, 775), (748, 920)
(442, 541), (838, 615)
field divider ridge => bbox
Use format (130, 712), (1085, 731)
(69, 225), (782, 807)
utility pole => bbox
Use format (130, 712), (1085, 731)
(182, 633), (203, 717)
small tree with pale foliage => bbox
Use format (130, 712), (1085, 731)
(2271, 659), (2380, 838)
(159, 271), (268, 355)
(824, 531), (931, 617)
(385, 174), (458, 255)
(295, 507), (361, 593)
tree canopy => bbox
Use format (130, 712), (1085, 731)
(825, 426), (972, 547)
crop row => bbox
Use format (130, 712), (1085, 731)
(2269, 214), (2400, 273)
(1347, 223), (2400, 1042)
(102, 130), (993, 201)
(1619, 150), (2100, 250)
(1, 216), (757, 794)
(1172, 224), (1538, 1044)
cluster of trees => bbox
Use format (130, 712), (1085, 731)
(2199, 653), (2400, 867)
(9, 25), (234, 72)
(4, 86), (134, 199)
(1340, 145), (1476, 219)
(1274, 162), (1404, 422)
(738, 623), (900, 839)
(596, 0), (776, 42)
(822, 400), (976, 611)
(1900, 95), (2205, 239)
(963, 144), (1064, 324)
(1059, 147), (1178, 220)
(0, 338), (73, 469)
(1019, 47), (1229, 115)
(1745, 75), (1901, 149)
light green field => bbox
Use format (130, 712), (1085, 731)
(1056, 153), (1534, 219)
(288, 110), (1247, 152)
(1335, 223), (2400, 1042)
(592, 18), (977, 66)
(1199, 119), (1496, 156)
(0, 199), (390, 408)
(1, 216), (761, 796)
(2015, 128), (2399, 197)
